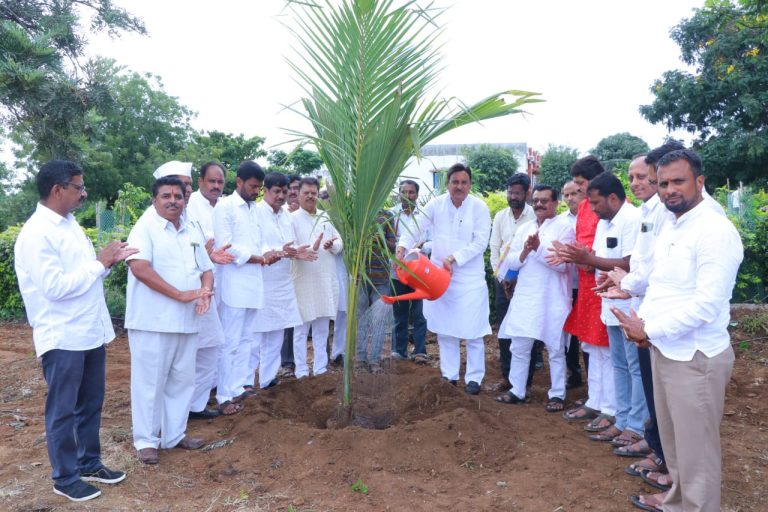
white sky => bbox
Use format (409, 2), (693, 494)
(86, 0), (702, 156)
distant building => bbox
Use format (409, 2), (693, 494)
(399, 142), (530, 198)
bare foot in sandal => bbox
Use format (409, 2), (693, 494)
(545, 397), (565, 412)
(630, 491), (667, 512)
(218, 400), (243, 416)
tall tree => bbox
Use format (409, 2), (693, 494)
(590, 132), (649, 161)
(267, 146), (323, 175)
(0, 0), (146, 163)
(640, 1), (768, 186)
(538, 145), (579, 190)
(286, 0), (542, 410)
(463, 144), (520, 193)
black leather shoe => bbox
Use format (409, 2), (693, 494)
(189, 408), (220, 420)
(464, 381), (481, 395)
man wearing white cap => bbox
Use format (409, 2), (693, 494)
(153, 160), (194, 204)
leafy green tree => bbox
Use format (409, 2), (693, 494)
(463, 144), (520, 194)
(538, 145), (579, 190)
(640, 1), (768, 186)
(590, 132), (649, 161)
(286, 0), (542, 409)
(0, 0), (145, 162)
(267, 147), (324, 175)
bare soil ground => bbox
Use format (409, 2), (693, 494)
(0, 310), (766, 511)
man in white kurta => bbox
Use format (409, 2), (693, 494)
(397, 164), (491, 395)
(291, 177), (343, 378)
(213, 161), (277, 410)
(185, 162), (227, 418)
(126, 177), (214, 464)
(497, 185), (575, 407)
(254, 173), (313, 388)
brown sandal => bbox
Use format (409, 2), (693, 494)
(625, 453), (666, 477)
(589, 424), (622, 442)
(611, 429), (643, 448)
(583, 413), (615, 432)
(614, 438), (651, 457)
(629, 491), (667, 512)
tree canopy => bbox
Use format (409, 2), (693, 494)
(267, 147), (324, 175)
(639, 1), (768, 186)
(590, 132), (649, 161)
(538, 145), (579, 190)
(462, 144), (520, 193)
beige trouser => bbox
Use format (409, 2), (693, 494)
(652, 345), (734, 512)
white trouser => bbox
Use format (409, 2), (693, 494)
(437, 334), (485, 384)
(293, 318), (330, 378)
(331, 310), (347, 359)
(189, 345), (218, 412)
(248, 333), (261, 384)
(128, 330), (196, 450)
(583, 342), (616, 415)
(257, 329), (284, 388)
(217, 304), (257, 403)
(508, 336), (566, 400)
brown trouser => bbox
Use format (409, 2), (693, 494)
(652, 345), (734, 512)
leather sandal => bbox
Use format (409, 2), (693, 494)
(611, 429), (643, 448)
(589, 424), (622, 442)
(625, 453), (667, 477)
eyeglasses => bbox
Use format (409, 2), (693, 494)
(63, 182), (86, 193)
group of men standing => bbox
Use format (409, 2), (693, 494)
(15, 144), (743, 511)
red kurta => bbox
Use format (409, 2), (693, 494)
(563, 199), (609, 346)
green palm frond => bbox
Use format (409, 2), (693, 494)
(285, 0), (542, 408)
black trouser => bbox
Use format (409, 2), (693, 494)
(494, 279), (537, 387)
(564, 288), (589, 378)
(638, 346), (665, 461)
(281, 328), (294, 368)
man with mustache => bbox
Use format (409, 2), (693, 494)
(495, 185), (575, 410)
(279, 174), (303, 379)
(15, 160), (137, 501)
(185, 161), (228, 420)
(613, 149), (742, 512)
(488, 173), (535, 392)
(126, 176), (214, 465)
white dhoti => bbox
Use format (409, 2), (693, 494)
(190, 306), (224, 412)
(508, 335), (566, 400)
(583, 343), (616, 415)
(128, 330), (196, 450)
(217, 304), (258, 403)
(293, 318), (330, 378)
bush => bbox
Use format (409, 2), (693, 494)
(0, 224), (130, 319)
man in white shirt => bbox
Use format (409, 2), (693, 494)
(126, 176), (214, 465)
(184, 161), (228, 420)
(15, 160), (135, 502)
(213, 161), (278, 411)
(488, 174), (536, 391)
(254, 172), (315, 388)
(291, 177), (343, 378)
(280, 175), (303, 377)
(614, 149), (742, 512)
(397, 163), (492, 395)
(495, 185), (575, 411)
(389, 180), (429, 362)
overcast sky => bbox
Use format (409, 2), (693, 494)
(87, 0), (703, 156)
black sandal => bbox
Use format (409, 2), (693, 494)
(545, 397), (565, 412)
(495, 392), (526, 405)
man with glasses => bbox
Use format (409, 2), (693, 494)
(15, 160), (137, 501)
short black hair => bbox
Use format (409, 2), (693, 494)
(199, 161), (225, 179)
(37, 160), (83, 199)
(400, 179), (420, 194)
(264, 172), (289, 189)
(237, 160), (265, 182)
(533, 184), (558, 201)
(299, 176), (320, 191)
(657, 149), (703, 177)
(152, 176), (185, 198)
(570, 155), (605, 181)
(506, 173), (531, 192)
(586, 172), (626, 201)
(287, 174), (301, 186)
(645, 140), (685, 167)
(446, 162), (471, 182)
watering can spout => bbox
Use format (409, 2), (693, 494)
(380, 252), (451, 303)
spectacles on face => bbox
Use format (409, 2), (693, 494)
(63, 182), (86, 193)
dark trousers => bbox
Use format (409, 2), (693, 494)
(638, 346), (665, 462)
(494, 279), (538, 386)
(281, 328), (294, 368)
(41, 345), (106, 486)
(564, 288), (589, 377)
(392, 279), (427, 357)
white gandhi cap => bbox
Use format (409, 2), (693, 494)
(153, 161), (193, 179)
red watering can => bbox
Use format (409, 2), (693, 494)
(381, 252), (451, 304)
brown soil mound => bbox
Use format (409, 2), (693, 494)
(0, 322), (766, 511)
